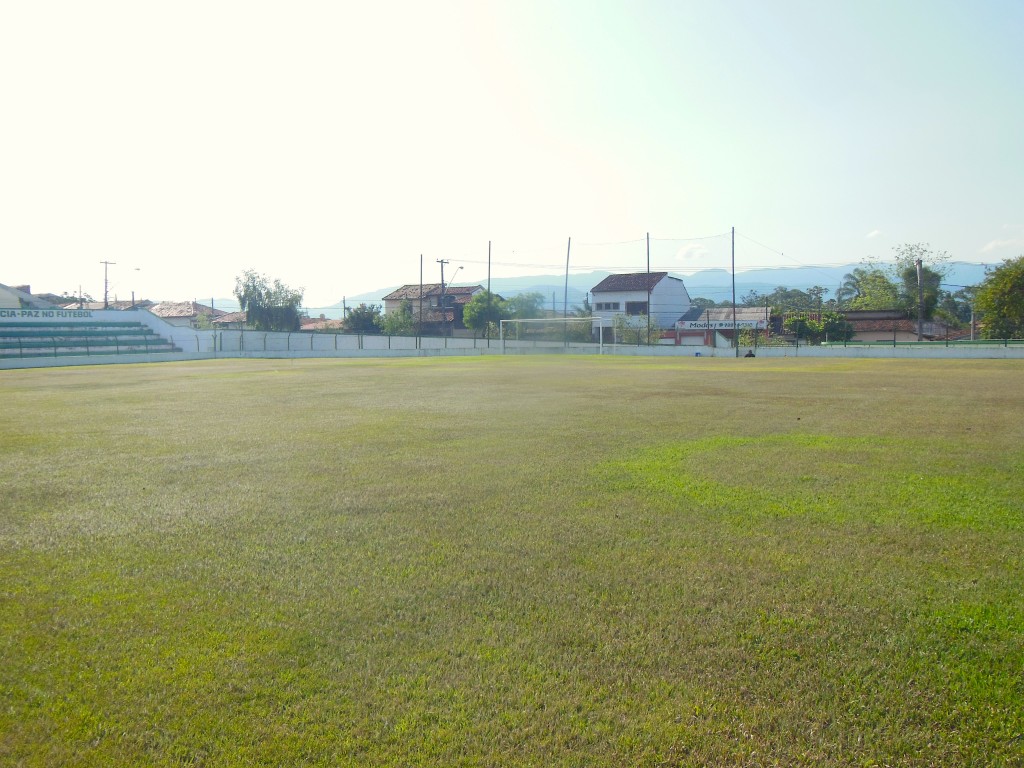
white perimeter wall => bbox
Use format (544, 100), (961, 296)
(2, 308), (1023, 367)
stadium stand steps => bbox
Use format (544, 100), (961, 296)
(0, 320), (182, 358)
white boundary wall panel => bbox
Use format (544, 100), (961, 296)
(3, 309), (1023, 366)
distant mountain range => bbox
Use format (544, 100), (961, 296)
(213, 262), (990, 319)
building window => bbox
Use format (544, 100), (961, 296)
(595, 302), (620, 311)
(626, 301), (648, 316)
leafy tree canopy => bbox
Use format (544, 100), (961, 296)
(612, 313), (652, 345)
(691, 297), (723, 309)
(462, 290), (509, 332)
(343, 303), (382, 333)
(891, 243), (951, 278)
(783, 311), (853, 344)
(836, 266), (899, 310)
(839, 266), (897, 311)
(974, 255), (1024, 339)
(572, 297), (592, 317)
(505, 291), (545, 320)
(234, 269), (304, 331)
(897, 262), (943, 320)
(376, 299), (415, 336)
(760, 286), (828, 313)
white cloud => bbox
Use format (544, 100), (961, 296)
(980, 238), (1024, 254)
(674, 244), (710, 262)
(866, 230), (882, 239)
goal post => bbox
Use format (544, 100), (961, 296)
(499, 316), (606, 354)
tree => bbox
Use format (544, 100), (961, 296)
(783, 311), (852, 344)
(563, 297), (595, 342)
(974, 255), (1024, 339)
(572, 296), (593, 317)
(836, 265), (900, 310)
(761, 286), (822, 313)
(892, 242), (951, 278)
(376, 299), (415, 336)
(59, 290), (95, 305)
(741, 290), (765, 307)
(897, 262), (943, 320)
(462, 290), (509, 336)
(234, 270), (304, 331)
(505, 292), (545, 319)
(612, 313), (651, 345)
(690, 297), (721, 309)
(935, 286), (974, 327)
(343, 303), (382, 333)
(890, 243), (950, 320)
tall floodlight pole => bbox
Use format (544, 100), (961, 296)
(646, 232), (651, 345)
(563, 237), (571, 318)
(916, 258), (924, 341)
(487, 241), (492, 345)
(732, 227), (738, 357)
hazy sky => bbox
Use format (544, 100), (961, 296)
(3, 1), (1022, 307)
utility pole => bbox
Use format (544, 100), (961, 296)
(100, 261), (116, 309)
(563, 237), (570, 319)
(646, 232), (651, 345)
(487, 242), (492, 345)
(437, 259), (449, 337)
(916, 258), (924, 341)
(731, 227), (738, 357)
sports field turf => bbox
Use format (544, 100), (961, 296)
(1, 356), (1022, 766)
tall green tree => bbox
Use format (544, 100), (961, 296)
(935, 286), (975, 326)
(891, 243), (950, 320)
(762, 286), (824, 313)
(783, 311), (853, 344)
(612, 313), (651, 345)
(343, 303), (382, 333)
(376, 299), (415, 336)
(836, 265), (900, 310)
(741, 290), (765, 307)
(691, 297), (722, 309)
(974, 255), (1024, 339)
(234, 269), (304, 331)
(561, 298), (595, 342)
(897, 262), (943, 320)
(505, 291), (545, 319)
(462, 290), (509, 338)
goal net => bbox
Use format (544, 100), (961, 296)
(499, 316), (605, 350)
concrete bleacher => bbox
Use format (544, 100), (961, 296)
(0, 319), (181, 359)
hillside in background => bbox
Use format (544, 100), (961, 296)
(311, 262), (989, 318)
(205, 262), (989, 319)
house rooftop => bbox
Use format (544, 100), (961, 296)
(591, 272), (672, 293)
(212, 311), (247, 325)
(382, 283), (482, 303)
(149, 301), (226, 319)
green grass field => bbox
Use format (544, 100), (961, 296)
(2, 357), (1022, 766)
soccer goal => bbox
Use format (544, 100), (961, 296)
(499, 316), (606, 354)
